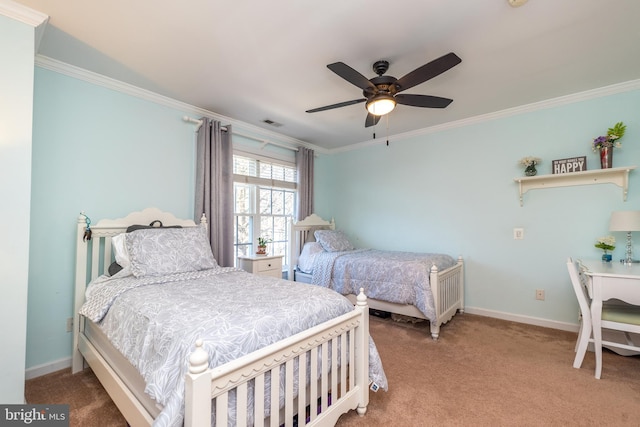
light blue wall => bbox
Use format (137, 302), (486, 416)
(315, 90), (640, 326)
(0, 13), (35, 403)
(27, 68), (197, 368)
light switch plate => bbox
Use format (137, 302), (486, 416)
(514, 228), (524, 240)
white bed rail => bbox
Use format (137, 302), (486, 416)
(185, 291), (370, 427)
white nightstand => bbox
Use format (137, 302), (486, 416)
(237, 255), (283, 279)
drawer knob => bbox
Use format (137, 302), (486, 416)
(267, 263), (272, 267)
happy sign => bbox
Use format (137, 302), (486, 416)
(552, 156), (587, 174)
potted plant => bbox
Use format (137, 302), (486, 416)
(256, 237), (271, 255)
(595, 235), (615, 262)
(519, 156), (542, 176)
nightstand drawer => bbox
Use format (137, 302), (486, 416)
(255, 258), (281, 273)
(260, 269), (282, 279)
(237, 255), (283, 278)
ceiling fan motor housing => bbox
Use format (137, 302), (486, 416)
(373, 60), (390, 76)
(364, 75), (398, 98)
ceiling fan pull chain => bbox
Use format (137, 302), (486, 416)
(386, 114), (390, 146)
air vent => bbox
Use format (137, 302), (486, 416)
(262, 119), (283, 127)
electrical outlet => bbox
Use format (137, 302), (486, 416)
(535, 289), (545, 301)
(514, 228), (524, 240)
(66, 317), (73, 333)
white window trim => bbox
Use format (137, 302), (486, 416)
(232, 151), (297, 272)
(233, 147), (295, 169)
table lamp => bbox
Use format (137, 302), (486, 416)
(609, 210), (640, 264)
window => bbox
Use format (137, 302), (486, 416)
(233, 154), (297, 270)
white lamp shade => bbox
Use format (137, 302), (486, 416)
(366, 95), (396, 116)
(609, 211), (640, 232)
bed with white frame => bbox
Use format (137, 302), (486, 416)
(288, 214), (464, 340)
(72, 208), (377, 427)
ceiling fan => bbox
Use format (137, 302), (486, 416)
(306, 52), (462, 127)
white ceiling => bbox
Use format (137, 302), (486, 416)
(12, 0), (640, 151)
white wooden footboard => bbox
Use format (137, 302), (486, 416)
(185, 291), (370, 427)
(429, 256), (464, 340)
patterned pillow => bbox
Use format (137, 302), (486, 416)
(108, 223), (184, 276)
(314, 230), (354, 252)
(125, 225), (218, 277)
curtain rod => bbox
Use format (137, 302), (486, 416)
(183, 115), (299, 152)
(182, 115), (204, 131)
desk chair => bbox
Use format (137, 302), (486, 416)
(567, 257), (640, 378)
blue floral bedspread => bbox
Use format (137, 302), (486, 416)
(312, 249), (457, 322)
(80, 268), (387, 427)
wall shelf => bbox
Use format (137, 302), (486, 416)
(514, 166), (636, 206)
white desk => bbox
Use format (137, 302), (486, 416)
(578, 260), (640, 378)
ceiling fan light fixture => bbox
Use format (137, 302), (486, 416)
(366, 94), (396, 116)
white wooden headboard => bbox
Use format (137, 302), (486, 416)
(72, 208), (205, 373)
(288, 213), (335, 281)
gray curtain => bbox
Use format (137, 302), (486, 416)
(195, 118), (234, 267)
(296, 147), (314, 220)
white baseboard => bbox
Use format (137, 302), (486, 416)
(25, 356), (71, 380)
(464, 306), (579, 333)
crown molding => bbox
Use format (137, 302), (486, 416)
(0, 0), (49, 51)
(0, 0), (48, 27)
(34, 55), (329, 155)
(329, 79), (640, 154)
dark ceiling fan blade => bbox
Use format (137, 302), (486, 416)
(365, 113), (381, 128)
(395, 94), (453, 109)
(327, 62), (376, 91)
(306, 98), (366, 113)
(394, 52), (462, 93)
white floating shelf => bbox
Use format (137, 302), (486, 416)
(514, 166), (636, 206)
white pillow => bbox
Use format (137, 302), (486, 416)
(111, 233), (131, 270)
(298, 242), (325, 273)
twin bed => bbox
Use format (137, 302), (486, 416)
(72, 208), (385, 427)
(289, 214), (465, 340)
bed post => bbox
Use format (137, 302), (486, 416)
(288, 218), (297, 281)
(184, 339), (212, 427)
(429, 263), (441, 340)
(355, 288), (369, 416)
(199, 213), (208, 230)
(457, 256), (465, 313)
(72, 213), (89, 373)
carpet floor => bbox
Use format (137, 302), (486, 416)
(25, 313), (640, 426)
